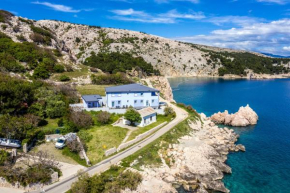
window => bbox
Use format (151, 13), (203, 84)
(127, 100), (129, 102)
(150, 116), (152, 121)
(152, 99), (154, 103)
(118, 101), (121, 104)
(141, 100), (143, 103)
(141, 93), (144, 96)
(134, 100), (137, 103)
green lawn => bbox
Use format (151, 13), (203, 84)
(76, 84), (114, 96)
(40, 118), (60, 134)
(86, 125), (128, 164)
(127, 115), (171, 141)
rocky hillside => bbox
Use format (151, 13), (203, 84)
(1, 10), (290, 78)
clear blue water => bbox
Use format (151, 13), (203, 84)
(168, 77), (290, 193)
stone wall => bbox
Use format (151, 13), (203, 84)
(117, 122), (167, 151)
(105, 147), (117, 157)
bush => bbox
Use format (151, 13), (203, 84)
(58, 118), (64, 127)
(16, 35), (27, 42)
(124, 108), (141, 125)
(75, 37), (81, 43)
(78, 130), (93, 143)
(70, 166), (142, 193)
(0, 150), (9, 166)
(164, 106), (176, 117)
(53, 64), (65, 73)
(59, 75), (70, 82)
(33, 63), (50, 79)
(68, 110), (93, 130)
(96, 111), (111, 124)
(66, 138), (82, 153)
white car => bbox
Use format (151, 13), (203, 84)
(55, 137), (66, 149)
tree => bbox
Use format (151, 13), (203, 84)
(96, 111), (111, 124)
(124, 108), (141, 125)
(164, 106), (176, 117)
(68, 110), (93, 130)
(46, 96), (66, 118)
(66, 138), (82, 153)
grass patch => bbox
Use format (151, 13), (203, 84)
(76, 84), (114, 96)
(62, 147), (87, 166)
(86, 124), (128, 164)
(51, 65), (89, 81)
(127, 115), (172, 141)
(121, 104), (199, 170)
(40, 118), (60, 134)
(31, 142), (79, 165)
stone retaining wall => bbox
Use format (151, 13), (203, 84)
(105, 147), (117, 157)
(117, 122), (167, 151)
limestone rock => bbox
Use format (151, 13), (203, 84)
(210, 105), (258, 127)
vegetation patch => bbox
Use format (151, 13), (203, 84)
(91, 72), (132, 85)
(76, 84), (112, 96)
(84, 52), (159, 75)
(69, 165), (142, 193)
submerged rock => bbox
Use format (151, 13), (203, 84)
(210, 105), (258, 127)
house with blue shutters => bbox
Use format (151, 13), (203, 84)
(82, 95), (104, 108)
(105, 83), (160, 109)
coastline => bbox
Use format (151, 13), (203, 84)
(127, 114), (245, 193)
(127, 77), (246, 193)
(165, 73), (290, 80)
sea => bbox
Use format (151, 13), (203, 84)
(168, 77), (290, 193)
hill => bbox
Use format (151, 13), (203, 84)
(1, 10), (290, 81)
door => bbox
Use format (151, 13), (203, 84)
(146, 100), (149, 106)
(112, 101), (115, 107)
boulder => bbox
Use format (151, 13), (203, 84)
(210, 105), (258, 127)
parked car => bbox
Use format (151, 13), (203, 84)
(159, 102), (168, 106)
(55, 137), (66, 149)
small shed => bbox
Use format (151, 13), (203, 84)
(82, 95), (103, 108)
(137, 107), (157, 127)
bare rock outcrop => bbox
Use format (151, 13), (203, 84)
(126, 115), (245, 193)
(148, 76), (175, 102)
(210, 105), (258, 127)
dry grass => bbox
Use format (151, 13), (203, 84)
(31, 142), (78, 165)
(76, 84), (114, 96)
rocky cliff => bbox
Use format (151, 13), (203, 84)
(126, 114), (245, 193)
(1, 11), (289, 78)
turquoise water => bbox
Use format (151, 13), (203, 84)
(168, 77), (290, 193)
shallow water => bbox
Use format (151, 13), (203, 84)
(168, 77), (290, 193)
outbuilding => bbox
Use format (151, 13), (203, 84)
(82, 95), (103, 108)
(137, 107), (157, 127)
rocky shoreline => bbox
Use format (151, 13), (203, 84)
(125, 114), (245, 193)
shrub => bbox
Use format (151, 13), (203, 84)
(124, 108), (141, 125)
(58, 118), (64, 127)
(53, 64), (65, 73)
(33, 63), (50, 79)
(68, 110), (93, 130)
(78, 130), (93, 143)
(46, 96), (66, 118)
(0, 150), (9, 166)
(66, 138), (82, 153)
(75, 37), (81, 43)
(59, 75), (70, 82)
(1, 24), (7, 30)
(0, 10), (14, 23)
(96, 111), (111, 124)
(164, 106), (176, 117)
(13, 26), (20, 32)
(16, 34), (27, 42)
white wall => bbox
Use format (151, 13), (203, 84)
(106, 92), (159, 109)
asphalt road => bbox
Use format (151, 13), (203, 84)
(34, 102), (188, 193)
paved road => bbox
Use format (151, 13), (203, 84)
(34, 102), (188, 193)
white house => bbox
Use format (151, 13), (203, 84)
(82, 95), (104, 108)
(105, 83), (160, 109)
(123, 107), (157, 127)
